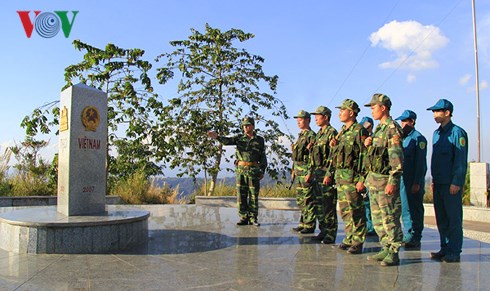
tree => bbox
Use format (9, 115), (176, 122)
(155, 24), (292, 195)
(21, 40), (165, 180)
(9, 137), (55, 196)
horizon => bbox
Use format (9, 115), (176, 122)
(1, 0), (489, 177)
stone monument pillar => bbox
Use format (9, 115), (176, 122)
(57, 83), (107, 215)
(470, 162), (489, 207)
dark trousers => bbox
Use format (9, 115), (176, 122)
(433, 183), (463, 255)
(405, 181), (425, 242)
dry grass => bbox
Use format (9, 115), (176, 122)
(111, 172), (182, 204)
(194, 180), (295, 198)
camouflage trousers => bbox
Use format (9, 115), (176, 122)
(334, 169), (366, 246)
(313, 169), (338, 241)
(366, 172), (403, 253)
(294, 163), (316, 229)
(236, 166), (261, 223)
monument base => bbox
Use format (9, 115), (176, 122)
(0, 206), (149, 254)
(470, 162), (489, 207)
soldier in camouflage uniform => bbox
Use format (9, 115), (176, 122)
(309, 106), (339, 244)
(207, 117), (267, 226)
(364, 93), (404, 266)
(325, 99), (368, 254)
(291, 110), (317, 234)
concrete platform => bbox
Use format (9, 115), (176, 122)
(0, 207), (149, 254)
(0, 204), (488, 290)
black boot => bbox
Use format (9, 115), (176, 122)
(236, 218), (249, 226)
(311, 231), (326, 241)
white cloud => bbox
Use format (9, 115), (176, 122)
(407, 74), (416, 83)
(370, 20), (449, 70)
(481, 80), (489, 90)
(466, 80), (489, 92)
(459, 74), (472, 86)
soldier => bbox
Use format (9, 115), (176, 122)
(359, 116), (376, 236)
(364, 93), (404, 266)
(395, 110), (427, 249)
(291, 110), (317, 234)
(207, 117), (267, 226)
(309, 106), (338, 244)
(325, 99), (368, 254)
(427, 99), (468, 263)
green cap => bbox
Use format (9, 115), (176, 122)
(335, 99), (360, 114)
(311, 105), (332, 117)
(364, 93), (392, 108)
(294, 110), (311, 119)
(241, 117), (255, 126)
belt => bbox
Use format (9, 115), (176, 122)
(237, 161), (258, 167)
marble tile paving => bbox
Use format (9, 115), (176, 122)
(0, 204), (488, 290)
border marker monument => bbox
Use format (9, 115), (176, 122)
(0, 84), (149, 253)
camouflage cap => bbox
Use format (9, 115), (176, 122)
(311, 105), (332, 117)
(294, 110), (311, 119)
(335, 99), (360, 114)
(364, 93), (392, 108)
(241, 116), (255, 126)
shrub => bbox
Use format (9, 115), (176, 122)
(192, 180), (295, 198)
(5, 138), (55, 196)
(9, 174), (54, 196)
(111, 171), (181, 204)
(260, 183), (295, 198)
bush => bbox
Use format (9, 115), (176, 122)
(423, 183), (433, 203)
(190, 181), (233, 198)
(9, 174), (55, 196)
(1, 138), (56, 196)
(111, 171), (181, 204)
(192, 180), (295, 198)
(260, 183), (295, 198)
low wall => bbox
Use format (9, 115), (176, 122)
(0, 196), (123, 207)
(195, 196), (490, 223)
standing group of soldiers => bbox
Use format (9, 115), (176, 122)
(291, 94), (468, 266)
(208, 93), (468, 267)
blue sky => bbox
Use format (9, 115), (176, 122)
(2, 0), (490, 173)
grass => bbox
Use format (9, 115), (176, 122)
(111, 171), (182, 204)
(193, 180), (295, 198)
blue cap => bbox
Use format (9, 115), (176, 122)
(395, 110), (417, 121)
(359, 116), (374, 126)
(427, 99), (453, 113)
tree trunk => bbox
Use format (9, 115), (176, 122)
(207, 178), (216, 197)
(207, 146), (223, 196)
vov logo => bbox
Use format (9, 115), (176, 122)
(17, 11), (79, 38)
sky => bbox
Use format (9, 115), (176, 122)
(2, 0), (490, 176)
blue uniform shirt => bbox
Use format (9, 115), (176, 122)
(402, 128), (427, 187)
(431, 121), (468, 186)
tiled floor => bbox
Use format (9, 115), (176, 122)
(0, 204), (488, 290)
